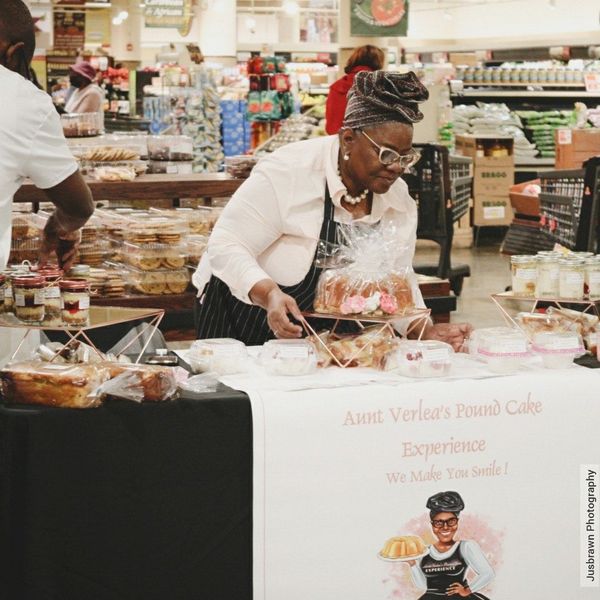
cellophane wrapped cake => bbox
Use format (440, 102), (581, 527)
(314, 221), (416, 317)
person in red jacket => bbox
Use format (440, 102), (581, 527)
(325, 45), (385, 135)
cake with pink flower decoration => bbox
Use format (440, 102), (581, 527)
(313, 270), (414, 317)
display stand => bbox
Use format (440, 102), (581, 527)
(490, 291), (600, 332)
(0, 306), (164, 363)
(300, 307), (431, 368)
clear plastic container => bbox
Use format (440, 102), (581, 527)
(121, 241), (187, 271)
(535, 255), (559, 297)
(8, 237), (41, 264)
(186, 235), (208, 266)
(475, 329), (530, 374)
(126, 266), (190, 295)
(76, 240), (112, 267)
(38, 267), (63, 326)
(60, 279), (90, 326)
(224, 155), (259, 179)
(531, 331), (584, 369)
(585, 256), (600, 298)
(147, 160), (193, 175)
(188, 338), (248, 375)
(123, 218), (187, 245)
(147, 135), (194, 161)
(61, 112), (103, 138)
(559, 258), (585, 299)
(385, 340), (453, 378)
(510, 255), (537, 297)
(259, 339), (318, 376)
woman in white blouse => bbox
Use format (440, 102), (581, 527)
(407, 491), (495, 599)
(193, 71), (471, 348)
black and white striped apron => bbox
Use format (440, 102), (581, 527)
(196, 182), (347, 346)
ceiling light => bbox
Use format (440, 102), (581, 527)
(283, 1), (299, 16)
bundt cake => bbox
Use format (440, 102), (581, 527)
(379, 535), (426, 559)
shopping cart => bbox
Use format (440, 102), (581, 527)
(403, 144), (472, 295)
(538, 156), (600, 252)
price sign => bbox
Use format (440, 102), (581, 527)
(584, 72), (600, 93)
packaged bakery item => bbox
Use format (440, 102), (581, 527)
(585, 256), (600, 298)
(308, 326), (398, 369)
(385, 340), (453, 378)
(545, 306), (599, 341)
(188, 338), (248, 375)
(186, 235), (208, 267)
(76, 145), (141, 162)
(259, 339), (318, 376)
(12, 274), (45, 324)
(147, 160), (193, 175)
(8, 237), (41, 264)
(510, 255), (537, 297)
(314, 222), (416, 317)
(531, 331), (584, 369)
(92, 165), (137, 182)
(474, 328), (530, 374)
(61, 112), (103, 138)
(126, 266), (189, 295)
(121, 241), (187, 271)
(558, 257), (585, 300)
(0, 361), (110, 408)
(147, 135), (193, 161)
(102, 362), (178, 402)
(75, 240), (112, 267)
(11, 213), (45, 241)
(60, 279), (90, 326)
(224, 155), (259, 179)
(514, 312), (572, 336)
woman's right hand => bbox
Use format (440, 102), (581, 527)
(265, 288), (304, 338)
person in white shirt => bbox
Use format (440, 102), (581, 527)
(194, 70), (471, 349)
(0, 0), (94, 272)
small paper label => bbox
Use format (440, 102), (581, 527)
(584, 72), (600, 93)
(550, 269), (559, 281)
(166, 165), (178, 174)
(545, 336), (580, 350)
(501, 341), (528, 354)
(422, 348), (450, 363)
(4, 286), (11, 299)
(516, 268), (537, 280)
(557, 129), (572, 145)
(483, 206), (505, 220)
(34, 291), (45, 305)
(277, 346), (310, 359)
(589, 272), (600, 284)
(45, 287), (61, 299)
(78, 296), (90, 310)
(566, 272), (584, 284)
(14, 293), (25, 307)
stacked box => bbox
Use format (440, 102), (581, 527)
(221, 99), (250, 157)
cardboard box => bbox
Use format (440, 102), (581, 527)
(473, 164), (514, 196)
(555, 129), (600, 169)
(473, 193), (514, 227)
(455, 135), (514, 165)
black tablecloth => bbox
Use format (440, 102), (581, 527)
(0, 387), (253, 600)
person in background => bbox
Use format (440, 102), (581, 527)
(0, 0), (94, 271)
(64, 61), (104, 115)
(325, 45), (385, 135)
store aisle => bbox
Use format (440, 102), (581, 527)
(415, 244), (510, 329)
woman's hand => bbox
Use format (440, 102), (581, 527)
(250, 279), (304, 338)
(446, 582), (471, 596)
(266, 288), (304, 338)
(422, 322), (473, 352)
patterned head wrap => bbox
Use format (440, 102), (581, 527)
(342, 70), (429, 129)
(426, 491), (465, 518)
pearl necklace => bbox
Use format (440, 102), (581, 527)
(337, 166), (369, 205)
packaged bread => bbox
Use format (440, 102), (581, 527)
(126, 266), (189, 295)
(1, 361), (110, 408)
(102, 363), (177, 402)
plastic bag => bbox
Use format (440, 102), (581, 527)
(313, 219), (416, 317)
(179, 372), (219, 394)
(101, 363), (180, 402)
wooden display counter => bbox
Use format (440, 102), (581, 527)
(14, 173), (243, 205)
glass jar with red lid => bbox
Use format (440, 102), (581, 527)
(12, 275), (46, 323)
(60, 279), (90, 326)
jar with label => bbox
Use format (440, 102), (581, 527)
(60, 279), (91, 326)
(558, 258), (585, 299)
(585, 257), (600, 298)
(511, 255), (537, 297)
(536, 255), (559, 297)
(38, 267), (63, 326)
(12, 275), (46, 323)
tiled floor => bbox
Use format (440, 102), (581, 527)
(415, 242), (511, 329)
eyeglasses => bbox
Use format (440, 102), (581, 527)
(360, 130), (421, 168)
(431, 517), (459, 529)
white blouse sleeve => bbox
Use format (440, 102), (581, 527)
(409, 558), (427, 590)
(206, 169), (284, 304)
(461, 540), (495, 593)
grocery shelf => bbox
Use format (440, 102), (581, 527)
(460, 82), (585, 89)
(452, 89), (600, 98)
